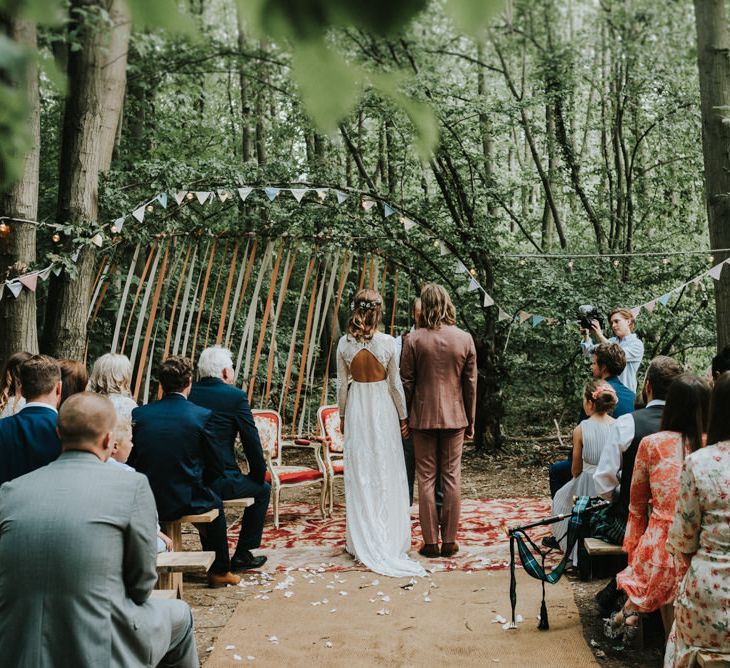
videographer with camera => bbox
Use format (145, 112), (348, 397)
(579, 307), (644, 394)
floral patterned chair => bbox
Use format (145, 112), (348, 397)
(252, 409), (327, 528)
(317, 405), (344, 515)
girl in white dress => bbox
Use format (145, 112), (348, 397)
(336, 289), (425, 577)
(552, 379), (617, 562)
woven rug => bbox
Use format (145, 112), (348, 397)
(227, 497), (558, 573)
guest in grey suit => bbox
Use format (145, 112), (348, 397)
(0, 392), (198, 667)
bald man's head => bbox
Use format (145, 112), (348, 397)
(58, 392), (117, 456)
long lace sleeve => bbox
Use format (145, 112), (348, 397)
(386, 345), (407, 420)
(336, 337), (350, 415)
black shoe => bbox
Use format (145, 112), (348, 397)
(541, 536), (561, 550)
(595, 578), (620, 617)
(231, 550), (267, 571)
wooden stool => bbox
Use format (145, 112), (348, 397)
(698, 652), (730, 667)
(155, 550), (215, 598)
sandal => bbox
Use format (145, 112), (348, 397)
(603, 609), (641, 645)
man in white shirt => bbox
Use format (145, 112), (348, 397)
(581, 308), (644, 393)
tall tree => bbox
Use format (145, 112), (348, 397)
(0, 17), (40, 361)
(42, 0), (130, 359)
(693, 0), (730, 350)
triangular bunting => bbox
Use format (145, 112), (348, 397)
(217, 189), (230, 203)
(39, 266), (52, 281)
(454, 261), (468, 274)
(264, 187), (280, 201)
(518, 310), (531, 323)
(644, 301), (656, 314)
(132, 206), (145, 223)
(91, 233), (103, 248)
(316, 188), (328, 201)
(531, 315), (544, 327)
(362, 198), (376, 211)
(71, 250), (80, 263)
(383, 203), (395, 217)
(290, 188), (308, 203)
(498, 308), (511, 322)
(335, 190), (347, 204)
(156, 193), (168, 209)
(630, 306), (641, 318)
(111, 217), (125, 233)
(237, 187), (253, 202)
(468, 278), (480, 292)
(52, 265), (63, 277)
(195, 191), (211, 205)
(439, 241), (450, 256)
(18, 273), (38, 292)
(657, 293), (671, 306)
(402, 217), (416, 232)
(8, 282), (22, 298)
(709, 262), (725, 280)
(174, 191), (187, 205)
(483, 293), (495, 307)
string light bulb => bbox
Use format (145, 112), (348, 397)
(662, 257), (669, 265)
(186, 192), (194, 201)
(52, 233), (61, 244)
(519, 259), (526, 266)
(0, 222), (10, 238)
(709, 255), (715, 264)
(469, 268), (477, 276)
(613, 259), (620, 267)
(567, 260), (574, 271)
(110, 224), (118, 234)
(146, 205), (154, 214)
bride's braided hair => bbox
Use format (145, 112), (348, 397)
(347, 288), (383, 341)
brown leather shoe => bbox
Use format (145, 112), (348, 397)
(208, 571), (241, 588)
(441, 542), (459, 557)
(418, 543), (440, 558)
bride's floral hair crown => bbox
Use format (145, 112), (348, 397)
(350, 296), (382, 312)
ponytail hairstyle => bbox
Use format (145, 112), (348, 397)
(347, 289), (383, 342)
(584, 379), (618, 415)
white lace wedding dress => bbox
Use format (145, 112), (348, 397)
(337, 332), (426, 577)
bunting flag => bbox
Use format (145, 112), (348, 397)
(383, 203), (395, 217)
(657, 293), (671, 306)
(8, 282), (23, 298)
(217, 189), (230, 203)
(335, 190), (347, 204)
(195, 191), (211, 205)
(644, 301), (656, 314)
(518, 311), (531, 323)
(111, 217), (125, 233)
(630, 306), (641, 318)
(709, 262), (725, 280)
(483, 293), (495, 307)
(290, 188), (308, 203)
(238, 187), (253, 202)
(498, 308), (512, 322)
(71, 250), (80, 263)
(132, 206), (145, 223)
(468, 278), (480, 292)
(91, 233), (104, 248)
(361, 198), (376, 211)
(264, 187), (280, 202)
(39, 266), (52, 281)
(52, 265), (63, 277)
(157, 193), (168, 208)
(439, 241), (450, 256)
(454, 260), (467, 274)
(18, 273), (38, 292)
(531, 315), (544, 327)
(402, 217), (416, 232)
(174, 191), (187, 205)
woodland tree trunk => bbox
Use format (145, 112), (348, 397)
(42, 0), (130, 360)
(236, 5), (253, 162)
(0, 18), (40, 362)
(693, 0), (730, 350)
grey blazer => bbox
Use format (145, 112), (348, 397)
(0, 451), (176, 667)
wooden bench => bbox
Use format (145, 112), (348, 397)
(156, 550), (215, 597)
(698, 652), (730, 667)
(150, 589), (177, 600)
(223, 497), (254, 510)
(582, 538), (626, 580)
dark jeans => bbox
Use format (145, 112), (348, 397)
(402, 433), (442, 510)
(549, 455), (572, 498)
(211, 474), (271, 554)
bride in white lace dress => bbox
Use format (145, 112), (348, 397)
(336, 289), (426, 578)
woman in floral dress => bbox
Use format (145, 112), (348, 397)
(664, 373), (730, 667)
(611, 375), (710, 638)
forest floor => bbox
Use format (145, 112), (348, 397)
(182, 438), (665, 667)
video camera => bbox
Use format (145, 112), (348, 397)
(576, 304), (604, 331)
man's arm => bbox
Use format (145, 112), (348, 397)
(236, 392), (267, 484)
(399, 336), (416, 409)
(462, 337), (478, 438)
(593, 414), (634, 499)
(621, 335), (644, 363)
(200, 411), (224, 483)
(123, 476), (160, 604)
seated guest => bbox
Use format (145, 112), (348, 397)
(189, 346), (269, 570)
(59, 359), (89, 406)
(0, 393), (198, 666)
(108, 413), (173, 553)
(608, 375), (710, 642)
(551, 380), (617, 561)
(711, 344), (730, 381)
(665, 372), (730, 666)
(0, 355), (62, 485)
(591, 355), (683, 614)
(0, 351), (32, 418)
(549, 343), (635, 498)
(87, 352), (138, 419)
(130, 356), (240, 587)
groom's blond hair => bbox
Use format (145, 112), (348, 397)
(420, 283), (456, 330)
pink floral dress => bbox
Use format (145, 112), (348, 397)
(616, 431), (690, 612)
(664, 442), (730, 667)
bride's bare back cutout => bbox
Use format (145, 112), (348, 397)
(350, 349), (387, 382)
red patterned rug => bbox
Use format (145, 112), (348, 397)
(227, 497), (557, 573)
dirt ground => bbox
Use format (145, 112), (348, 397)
(181, 439), (665, 666)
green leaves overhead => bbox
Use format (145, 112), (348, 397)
(443, 0), (505, 37)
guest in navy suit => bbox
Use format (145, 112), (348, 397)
(130, 356), (240, 588)
(189, 346), (270, 570)
(0, 355), (62, 485)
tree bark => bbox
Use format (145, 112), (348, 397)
(693, 0), (730, 350)
(236, 6), (253, 162)
(0, 17), (40, 361)
(42, 0), (130, 359)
